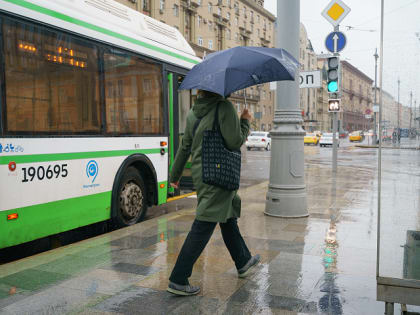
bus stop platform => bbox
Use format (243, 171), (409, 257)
(1, 159), (420, 314)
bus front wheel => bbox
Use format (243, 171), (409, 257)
(113, 167), (148, 227)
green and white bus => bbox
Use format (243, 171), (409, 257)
(0, 0), (200, 249)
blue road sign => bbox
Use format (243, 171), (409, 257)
(325, 31), (347, 53)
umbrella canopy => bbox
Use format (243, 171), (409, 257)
(179, 46), (299, 97)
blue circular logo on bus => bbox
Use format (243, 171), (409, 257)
(86, 160), (98, 183)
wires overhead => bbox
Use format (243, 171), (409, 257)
(345, 26), (376, 32)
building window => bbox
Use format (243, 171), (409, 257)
(143, 0), (150, 11)
(243, 6), (246, 16)
(173, 4), (179, 16)
(227, 29), (231, 40)
(227, 12), (230, 20)
(208, 3), (212, 13)
(257, 28), (259, 36)
(235, 33), (238, 42)
(208, 39), (213, 49)
(198, 36), (203, 46)
(236, 102), (240, 112)
(159, 0), (165, 11)
(257, 15), (260, 23)
(227, 0), (231, 7)
(208, 21), (213, 31)
(217, 7), (221, 16)
(197, 0), (201, 4)
(198, 15), (202, 27)
(235, 17), (238, 25)
(263, 106), (266, 115)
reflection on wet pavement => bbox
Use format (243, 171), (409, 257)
(1, 146), (420, 314)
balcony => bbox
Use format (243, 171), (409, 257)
(260, 36), (270, 44)
(240, 28), (250, 38)
(181, 0), (198, 11)
(231, 90), (260, 101)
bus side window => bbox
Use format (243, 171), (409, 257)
(103, 51), (163, 135)
(3, 18), (101, 134)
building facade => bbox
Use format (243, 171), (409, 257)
(299, 24), (321, 131)
(114, 0), (276, 131)
(373, 87), (397, 130)
(401, 106), (412, 129)
(340, 60), (373, 132)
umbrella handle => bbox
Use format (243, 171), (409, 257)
(243, 89), (247, 108)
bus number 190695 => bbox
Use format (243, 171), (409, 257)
(22, 164), (68, 182)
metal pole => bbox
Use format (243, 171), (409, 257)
(376, 0), (384, 280)
(410, 91), (413, 129)
(373, 49), (378, 144)
(332, 112), (338, 172)
(332, 26), (340, 173)
(265, 0), (308, 218)
(397, 78), (400, 130)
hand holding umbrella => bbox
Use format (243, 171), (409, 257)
(241, 108), (252, 121)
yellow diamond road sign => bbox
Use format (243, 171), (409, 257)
(322, 0), (351, 27)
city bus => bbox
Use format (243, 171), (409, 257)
(0, 0), (200, 249)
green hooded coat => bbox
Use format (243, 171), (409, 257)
(170, 95), (250, 223)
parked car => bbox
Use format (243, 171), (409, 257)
(349, 130), (364, 142)
(339, 130), (348, 139)
(304, 133), (319, 145)
(320, 133), (340, 147)
(246, 131), (271, 151)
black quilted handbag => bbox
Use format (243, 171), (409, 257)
(201, 103), (241, 191)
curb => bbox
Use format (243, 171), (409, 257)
(355, 145), (420, 150)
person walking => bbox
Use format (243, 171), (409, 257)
(167, 90), (260, 296)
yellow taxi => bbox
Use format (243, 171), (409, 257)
(304, 133), (319, 145)
(349, 131), (364, 142)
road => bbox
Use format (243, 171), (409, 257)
(0, 137), (411, 263)
(241, 137), (375, 188)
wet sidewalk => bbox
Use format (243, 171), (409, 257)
(0, 158), (417, 314)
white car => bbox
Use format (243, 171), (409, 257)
(246, 131), (271, 151)
(319, 133), (340, 147)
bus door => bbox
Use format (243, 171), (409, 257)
(167, 72), (196, 195)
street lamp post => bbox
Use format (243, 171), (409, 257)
(373, 49), (379, 144)
(265, 0), (308, 218)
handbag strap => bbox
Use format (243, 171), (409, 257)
(212, 103), (221, 132)
(192, 117), (202, 138)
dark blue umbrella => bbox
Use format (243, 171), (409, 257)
(179, 46), (299, 97)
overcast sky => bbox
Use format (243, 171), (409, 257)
(264, 0), (420, 108)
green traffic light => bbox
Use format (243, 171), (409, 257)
(328, 81), (338, 92)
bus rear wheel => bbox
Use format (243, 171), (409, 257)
(113, 167), (148, 227)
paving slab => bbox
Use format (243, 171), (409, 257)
(2, 146), (420, 314)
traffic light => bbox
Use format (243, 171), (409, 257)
(327, 56), (340, 93)
(328, 99), (341, 112)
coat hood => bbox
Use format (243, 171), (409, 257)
(192, 95), (224, 118)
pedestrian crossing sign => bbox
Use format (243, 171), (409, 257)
(321, 0), (351, 27)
